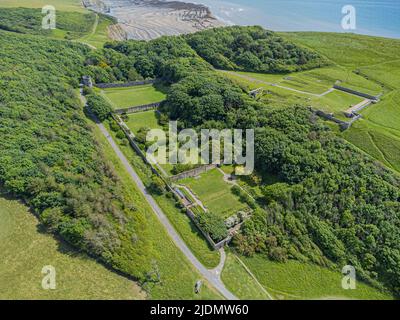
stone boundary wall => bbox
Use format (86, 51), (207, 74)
(334, 85), (381, 101)
(114, 101), (163, 115)
(315, 109), (361, 130)
(95, 79), (157, 89)
(170, 164), (218, 181)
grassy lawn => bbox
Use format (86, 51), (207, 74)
(311, 90), (364, 116)
(343, 119), (400, 172)
(221, 252), (271, 300)
(0, 192), (146, 300)
(0, 0), (86, 12)
(99, 119), (223, 296)
(125, 110), (163, 134)
(123, 110), (174, 176)
(78, 14), (115, 49)
(180, 169), (249, 219)
(282, 32), (400, 69)
(241, 254), (393, 300)
(360, 60), (400, 89)
(102, 85), (167, 110)
(153, 195), (220, 269)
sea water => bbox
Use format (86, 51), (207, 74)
(192, 0), (400, 38)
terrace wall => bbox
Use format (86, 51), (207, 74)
(170, 164), (218, 181)
(95, 79), (157, 89)
(114, 102), (163, 115)
(333, 85), (381, 101)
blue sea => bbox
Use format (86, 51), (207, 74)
(191, 0), (400, 38)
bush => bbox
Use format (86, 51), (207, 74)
(86, 94), (113, 121)
(196, 211), (228, 242)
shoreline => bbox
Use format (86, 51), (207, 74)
(84, 0), (225, 41)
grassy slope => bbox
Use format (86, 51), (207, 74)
(0, 192), (146, 300)
(0, 0), (86, 12)
(105, 118), (221, 270)
(279, 32), (400, 173)
(102, 85), (167, 110)
(78, 14), (114, 49)
(221, 252), (271, 300)
(180, 169), (249, 219)
(242, 254), (393, 300)
(125, 111), (163, 134)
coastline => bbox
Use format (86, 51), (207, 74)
(84, 0), (225, 41)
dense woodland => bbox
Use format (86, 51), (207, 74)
(0, 31), (153, 282)
(1, 16), (399, 297)
(185, 26), (328, 73)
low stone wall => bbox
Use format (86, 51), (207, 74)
(95, 79), (156, 89)
(114, 101), (163, 115)
(314, 109), (361, 130)
(334, 85), (380, 101)
(170, 164), (217, 181)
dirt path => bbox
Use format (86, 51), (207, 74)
(222, 71), (334, 97)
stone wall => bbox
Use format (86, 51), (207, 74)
(114, 102), (163, 115)
(95, 79), (157, 89)
(170, 164), (218, 181)
(334, 85), (380, 101)
(315, 109), (361, 130)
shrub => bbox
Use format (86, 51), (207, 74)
(196, 211), (228, 242)
(86, 94), (113, 121)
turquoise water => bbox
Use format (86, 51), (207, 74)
(194, 0), (400, 38)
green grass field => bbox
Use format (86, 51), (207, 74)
(78, 14), (115, 49)
(282, 32), (400, 69)
(102, 85), (167, 110)
(0, 192), (146, 300)
(0, 0), (86, 12)
(221, 252), (271, 300)
(241, 254), (393, 300)
(180, 169), (249, 219)
(311, 90), (364, 116)
(125, 110), (163, 134)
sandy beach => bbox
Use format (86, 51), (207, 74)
(83, 0), (225, 40)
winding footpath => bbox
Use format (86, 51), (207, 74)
(81, 91), (237, 300)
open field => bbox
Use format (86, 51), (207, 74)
(0, 0), (86, 12)
(125, 110), (163, 134)
(89, 117), (222, 299)
(282, 32), (400, 69)
(360, 60), (400, 89)
(222, 70), (366, 117)
(102, 85), (167, 109)
(221, 252), (271, 300)
(241, 254), (393, 300)
(343, 118), (400, 172)
(78, 14), (115, 49)
(312, 90), (364, 116)
(0, 192), (146, 300)
(180, 169), (249, 219)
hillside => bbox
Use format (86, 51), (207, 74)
(0, 1), (399, 300)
